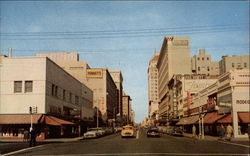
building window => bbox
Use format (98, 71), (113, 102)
(69, 93), (72, 103)
(55, 86), (58, 97)
(207, 67), (210, 71)
(75, 96), (79, 105)
(202, 57), (204, 61)
(198, 67), (200, 71)
(207, 57), (209, 61)
(25, 81), (33, 92)
(232, 63), (234, 68)
(244, 63), (247, 68)
(197, 57), (200, 61)
(14, 81), (22, 93)
(63, 90), (66, 100)
(237, 63), (241, 68)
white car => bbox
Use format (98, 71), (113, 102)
(84, 128), (102, 138)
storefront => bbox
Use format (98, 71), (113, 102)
(0, 114), (75, 140)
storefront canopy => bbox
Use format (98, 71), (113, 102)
(40, 115), (75, 126)
(0, 114), (42, 124)
(217, 112), (250, 124)
(203, 112), (226, 124)
(176, 115), (199, 125)
(0, 114), (75, 126)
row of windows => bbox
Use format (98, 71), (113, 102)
(232, 62), (247, 68)
(197, 57), (209, 61)
(14, 81), (33, 93)
(51, 83), (79, 105)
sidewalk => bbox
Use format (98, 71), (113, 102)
(0, 136), (84, 143)
(183, 133), (250, 147)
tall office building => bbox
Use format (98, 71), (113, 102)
(157, 36), (191, 119)
(148, 52), (160, 123)
(109, 70), (123, 118)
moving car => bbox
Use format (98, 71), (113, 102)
(121, 125), (135, 138)
(147, 128), (160, 137)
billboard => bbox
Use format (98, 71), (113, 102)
(86, 68), (103, 78)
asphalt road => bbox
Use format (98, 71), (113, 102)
(4, 129), (250, 156)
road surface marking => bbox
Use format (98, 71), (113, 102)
(217, 140), (250, 148)
(136, 130), (139, 139)
(3, 144), (47, 156)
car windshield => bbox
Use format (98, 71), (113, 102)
(123, 127), (133, 130)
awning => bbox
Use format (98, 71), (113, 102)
(203, 112), (226, 124)
(176, 115), (199, 125)
(217, 112), (250, 124)
(0, 114), (43, 124)
(40, 115), (75, 126)
(0, 114), (75, 126)
(238, 112), (249, 123)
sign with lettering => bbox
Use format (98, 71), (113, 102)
(86, 69), (103, 78)
(236, 100), (250, 104)
(173, 40), (189, 46)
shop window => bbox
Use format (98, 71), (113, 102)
(14, 81), (22, 93)
(25, 81), (33, 92)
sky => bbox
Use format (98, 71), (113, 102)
(0, 1), (249, 123)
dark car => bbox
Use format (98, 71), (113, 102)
(147, 128), (160, 137)
(165, 126), (184, 136)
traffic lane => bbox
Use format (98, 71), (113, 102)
(13, 130), (249, 155)
(0, 142), (48, 155)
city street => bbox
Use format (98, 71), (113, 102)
(5, 129), (249, 156)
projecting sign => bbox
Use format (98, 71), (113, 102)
(86, 69), (103, 78)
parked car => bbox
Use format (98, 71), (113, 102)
(121, 125), (135, 138)
(147, 128), (160, 137)
(83, 128), (102, 138)
(166, 126), (183, 136)
(114, 127), (122, 133)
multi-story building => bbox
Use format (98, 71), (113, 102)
(36, 52), (118, 125)
(86, 68), (118, 125)
(157, 36), (191, 119)
(219, 55), (249, 75)
(191, 49), (219, 75)
(109, 70), (123, 118)
(148, 52), (160, 124)
(177, 69), (249, 138)
(0, 56), (93, 139)
(122, 92), (131, 124)
(167, 74), (218, 125)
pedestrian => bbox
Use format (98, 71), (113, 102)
(226, 124), (233, 141)
(218, 125), (225, 140)
(192, 125), (196, 138)
(29, 128), (36, 147)
(23, 129), (29, 142)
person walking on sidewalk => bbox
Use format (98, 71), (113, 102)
(192, 125), (196, 138)
(23, 129), (29, 143)
(218, 124), (225, 140)
(226, 124), (233, 141)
